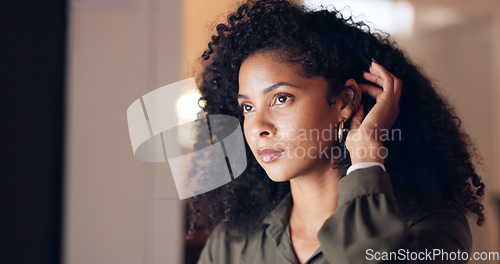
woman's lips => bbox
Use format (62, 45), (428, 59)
(257, 148), (284, 163)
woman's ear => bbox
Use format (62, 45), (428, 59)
(336, 79), (362, 120)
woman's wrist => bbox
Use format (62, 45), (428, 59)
(347, 142), (386, 165)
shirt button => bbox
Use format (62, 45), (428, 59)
(281, 243), (286, 250)
(270, 226), (279, 234)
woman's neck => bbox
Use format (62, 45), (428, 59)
(287, 166), (341, 263)
(289, 166), (341, 234)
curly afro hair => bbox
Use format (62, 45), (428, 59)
(187, 0), (485, 239)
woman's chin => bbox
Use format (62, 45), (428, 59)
(266, 175), (292, 182)
(264, 170), (294, 182)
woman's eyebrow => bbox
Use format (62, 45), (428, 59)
(238, 82), (300, 99)
(263, 82), (300, 94)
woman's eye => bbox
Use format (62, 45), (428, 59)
(274, 93), (292, 105)
(241, 104), (254, 113)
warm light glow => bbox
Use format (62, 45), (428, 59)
(175, 91), (202, 151)
(304, 0), (414, 39)
(175, 91), (201, 124)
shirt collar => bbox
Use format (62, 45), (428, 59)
(263, 192), (293, 226)
(262, 192), (293, 246)
(262, 192), (325, 263)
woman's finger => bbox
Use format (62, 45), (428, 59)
(370, 61), (395, 94)
(349, 103), (364, 131)
(363, 71), (384, 88)
(359, 83), (383, 100)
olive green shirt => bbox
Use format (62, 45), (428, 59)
(197, 166), (472, 264)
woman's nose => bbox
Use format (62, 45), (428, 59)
(251, 111), (276, 138)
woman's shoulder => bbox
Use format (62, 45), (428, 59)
(198, 193), (293, 264)
(197, 224), (240, 264)
(343, 165), (472, 253)
(197, 222), (273, 264)
(407, 202), (472, 253)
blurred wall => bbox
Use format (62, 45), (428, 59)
(64, 0), (184, 263)
(181, 0), (235, 78)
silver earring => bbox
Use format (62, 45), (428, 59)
(329, 100), (336, 107)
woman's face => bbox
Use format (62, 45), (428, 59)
(238, 50), (345, 181)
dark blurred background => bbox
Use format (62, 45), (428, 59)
(2, 1), (66, 264)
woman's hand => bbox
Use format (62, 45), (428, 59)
(346, 60), (402, 164)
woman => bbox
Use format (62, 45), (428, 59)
(188, 0), (485, 263)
